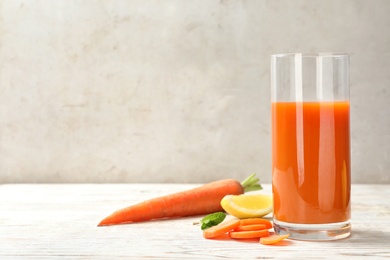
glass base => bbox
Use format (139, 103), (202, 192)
(273, 219), (351, 241)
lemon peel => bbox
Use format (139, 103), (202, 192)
(221, 194), (273, 219)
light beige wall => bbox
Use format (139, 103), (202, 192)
(1, 0), (389, 183)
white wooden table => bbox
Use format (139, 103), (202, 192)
(1, 184), (389, 259)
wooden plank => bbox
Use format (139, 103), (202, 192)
(0, 184), (389, 259)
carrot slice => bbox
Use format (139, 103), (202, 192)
(239, 218), (273, 229)
(203, 219), (241, 239)
(234, 224), (267, 231)
(230, 229), (270, 239)
(260, 234), (290, 245)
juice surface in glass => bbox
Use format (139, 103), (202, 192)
(272, 101), (351, 224)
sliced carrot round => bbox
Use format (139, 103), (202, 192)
(239, 218), (273, 229)
(234, 224), (267, 231)
(203, 219), (241, 239)
(229, 229), (270, 239)
(260, 234), (290, 245)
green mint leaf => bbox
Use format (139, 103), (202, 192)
(200, 212), (226, 230)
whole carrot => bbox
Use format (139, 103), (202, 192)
(98, 174), (261, 226)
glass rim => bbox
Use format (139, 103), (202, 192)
(271, 52), (349, 58)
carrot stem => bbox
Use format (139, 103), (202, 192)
(241, 174), (262, 193)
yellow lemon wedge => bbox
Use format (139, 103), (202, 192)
(220, 194), (273, 219)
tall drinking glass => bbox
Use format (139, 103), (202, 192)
(271, 53), (351, 240)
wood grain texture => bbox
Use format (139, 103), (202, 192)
(0, 184), (389, 259)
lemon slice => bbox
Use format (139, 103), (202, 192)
(221, 194), (273, 219)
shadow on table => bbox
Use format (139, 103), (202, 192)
(347, 229), (390, 245)
(336, 229), (390, 257)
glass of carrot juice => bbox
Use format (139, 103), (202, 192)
(271, 53), (351, 240)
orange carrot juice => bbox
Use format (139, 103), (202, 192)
(272, 101), (351, 224)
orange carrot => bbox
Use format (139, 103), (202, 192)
(203, 219), (241, 239)
(240, 218), (273, 229)
(230, 229), (270, 239)
(234, 224), (267, 231)
(260, 234), (290, 245)
(98, 175), (261, 226)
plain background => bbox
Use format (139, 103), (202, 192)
(1, 0), (389, 184)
